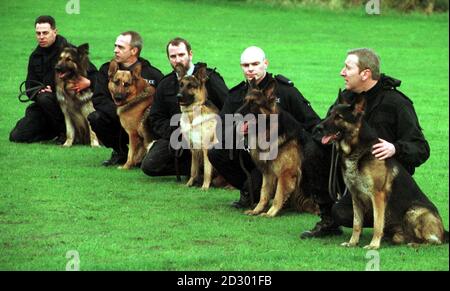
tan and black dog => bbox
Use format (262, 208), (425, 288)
(108, 60), (155, 169)
(319, 93), (448, 249)
(176, 64), (219, 190)
(236, 79), (319, 217)
(55, 43), (99, 147)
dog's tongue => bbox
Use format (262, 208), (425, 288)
(240, 122), (249, 134)
(321, 135), (333, 145)
(58, 72), (66, 79)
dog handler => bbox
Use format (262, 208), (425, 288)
(140, 37), (229, 177)
(300, 48), (430, 239)
(10, 15), (97, 143)
(88, 31), (163, 166)
(208, 46), (321, 208)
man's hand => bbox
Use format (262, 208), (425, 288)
(71, 76), (91, 92)
(372, 138), (396, 160)
(39, 85), (52, 93)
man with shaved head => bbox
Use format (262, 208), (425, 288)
(208, 46), (321, 208)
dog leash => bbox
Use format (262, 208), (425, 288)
(328, 143), (347, 202)
(238, 150), (255, 206)
(174, 147), (184, 182)
(17, 80), (46, 103)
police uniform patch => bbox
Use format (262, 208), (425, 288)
(275, 74), (294, 86)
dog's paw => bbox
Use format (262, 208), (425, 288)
(341, 242), (357, 247)
(363, 244), (380, 250)
(259, 212), (275, 218)
(62, 142), (72, 147)
(186, 178), (195, 187)
(201, 185), (210, 191)
(244, 210), (259, 216)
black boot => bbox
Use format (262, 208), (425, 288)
(300, 215), (342, 239)
(300, 203), (343, 239)
(102, 150), (127, 166)
(231, 190), (252, 209)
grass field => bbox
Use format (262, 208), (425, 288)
(0, 0), (448, 271)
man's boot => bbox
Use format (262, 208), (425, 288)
(300, 205), (342, 239)
(231, 190), (252, 209)
(102, 150), (127, 166)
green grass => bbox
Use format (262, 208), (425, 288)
(0, 0), (448, 271)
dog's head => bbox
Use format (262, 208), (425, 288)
(238, 78), (277, 116)
(176, 64), (208, 107)
(317, 90), (366, 146)
(236, 78), (277, 135)
(108, 60), (147, 106)
(55, 43), (90, 81)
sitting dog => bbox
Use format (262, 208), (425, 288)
(236, 79), (319, 217)
(319, 92), (448, 249)
(55, 43), (99, 147)
(108, 60), (155, 169)
(176, 63), (219, 190)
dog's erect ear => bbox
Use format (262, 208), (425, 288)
(351, 94), (366, 115)
(264, 79), (277, 104)
(195, 65), (208, 84)
(77, 43), (89, 56)
(175, 64), (187, 80)
(132, 62), (142, 80)
(108, 60), (119, 79)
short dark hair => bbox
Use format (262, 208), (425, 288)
(166, 37), (191, 58)
(35, 15), (56, 29)
(121, 31), (143, 57)
(347, 48), (381, 80)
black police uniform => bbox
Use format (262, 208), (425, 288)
(303, 74), (430, 237)
(207, 72), (321, 205)
(87, 58), (163, 158)
(141, 62), (229, 177)
(10, 35), (97, 143)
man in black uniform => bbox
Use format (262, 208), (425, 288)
(10, 15), (97, 143)
(300, 48), (430, 238)
(141, 37), (229, 177)
(207, 46), (321, 208)
(88, 31), (163, 166)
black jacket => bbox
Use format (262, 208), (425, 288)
(92, 57), (163, 119)
(221, 73), (321, 132)
(149, 62), (229, 140)
(334, 74), (430, 175)
(26, 35), (97, 99)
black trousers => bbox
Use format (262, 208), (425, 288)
(208, 148), (262, 200)
(315, 191), (374, 228)
(141, 139), (191, 177)
(87, 110), (128, 154)
(9, 93), (64, 143)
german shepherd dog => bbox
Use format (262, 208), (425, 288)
(236, 79), (319, 217)
(108, 60), (155, 169)
(319, 93), (448, 249)
(55, 43), (99, 147)
(176, 63), (219, 190)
